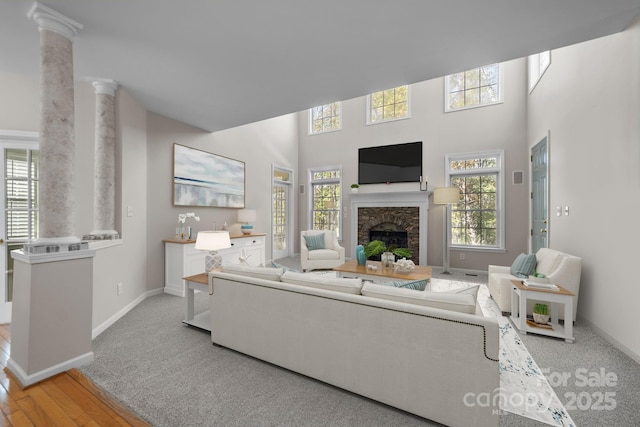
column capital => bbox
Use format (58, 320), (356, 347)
(28, 2), (83, 40)
(92, 79), (119, 96)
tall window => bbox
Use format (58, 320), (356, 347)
(446, 151), (504, 250)
(445, 64), (503, 112)
(309, 167), (341, 238)
(309, 102), (342, 134)
(528, 51), (551, 93)
(366, 85), (410, 124)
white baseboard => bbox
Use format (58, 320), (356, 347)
(577, 315), (640, 364)
(7, 351), (94, 387)
(92, 287), (164, 339)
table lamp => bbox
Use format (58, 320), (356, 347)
(434, 186), (461, 274)
(237, 209), (256, 235)
(195, 231), (232, 271)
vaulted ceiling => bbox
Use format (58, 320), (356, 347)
(1, 0), (639, 132)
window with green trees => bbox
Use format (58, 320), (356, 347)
(309, 102), (342, 134)
(367, 85), (410, 124)
(446, 151), (504, 249)
(309, 167), (341, 238)
(445, 64), (503, 112)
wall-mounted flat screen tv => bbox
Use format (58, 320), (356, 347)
(358, 141), (422, 185)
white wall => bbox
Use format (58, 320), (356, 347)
(145, 112), (299, 291)
(298, 59), (530, 270)
(0, 71), (150, 335)
(527, 20), (640, 360)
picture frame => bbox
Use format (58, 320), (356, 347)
(173, 143), (245, 208)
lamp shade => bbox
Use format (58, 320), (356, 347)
(195, 231), (231, 251)
(433, 187), (461, 205)
(237, 209), (256, 223)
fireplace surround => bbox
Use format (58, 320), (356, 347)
(350, 191), (430, 265)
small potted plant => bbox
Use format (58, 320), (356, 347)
(533, 303), (549, 324)
(364, 240), (413, 261)
(350, 183), (360, 193)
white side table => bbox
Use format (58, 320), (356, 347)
(183, 273), (210, 331)
(510, 280), (575, 343)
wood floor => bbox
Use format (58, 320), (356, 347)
(0, 324), (150, 426)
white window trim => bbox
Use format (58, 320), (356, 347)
(308, 102), (342, 135)
(308, 165), (343, 240)
(365, 86), (411, 125)
(445, 150), (505, 251)
(444, 64), (505, 113)
(528, 51), (551, 93)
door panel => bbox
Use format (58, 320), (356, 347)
(272, 166), (293, 260)
(531, 137), (548, 253)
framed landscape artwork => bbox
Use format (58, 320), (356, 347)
(173, 143), (245, 208)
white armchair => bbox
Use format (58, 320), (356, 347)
(300, 230), (345, 272)
(488, 248), (582, 319)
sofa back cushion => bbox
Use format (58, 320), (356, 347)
(361, 282), (479, 314)
(280, 271), (362, 294)
(222, 264), (284, 281)
(535, 248), (563, 276)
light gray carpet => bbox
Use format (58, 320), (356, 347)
(82, 258), (640, 426)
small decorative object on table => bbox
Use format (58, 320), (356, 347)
(533, 303), (550, 324)
(393, 258), (415, 274)
(355, 244), (366, 265)
(381, 251), (395, 270)
(177, 212), (200, 239)
(350, 183), (359, 193)
(238, 209), (256, 234)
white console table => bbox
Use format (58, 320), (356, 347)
(164, 233), (266, 296)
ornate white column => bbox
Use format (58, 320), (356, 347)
(87, 79), (119, 239)
(28, 2), (83, 246)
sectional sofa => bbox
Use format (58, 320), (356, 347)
(208, 266), (499, 427)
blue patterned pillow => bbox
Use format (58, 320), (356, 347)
(304, 233), (325, 251)
(384, 278), (429, 291)
(510, 253), (537, 278)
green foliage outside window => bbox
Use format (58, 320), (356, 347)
(370, 85), (409, 123)
(451, 174), (497, 246)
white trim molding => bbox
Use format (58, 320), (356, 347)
(28, 2), (84, 40)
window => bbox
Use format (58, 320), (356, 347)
(446, 151), (504, 250)
(366, 85), (410, 124)
(309, 102), (342, 134)
(308, 167), (341, 238)
(445, 64), (503, 112)
(528, 51), (551, 93)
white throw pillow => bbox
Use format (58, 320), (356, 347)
(280, 271), (362, 294)
(222, 264), (284, 281)
(361, 282), (479, 314)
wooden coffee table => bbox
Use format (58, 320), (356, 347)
(333, 259), (432, 284)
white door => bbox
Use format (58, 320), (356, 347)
(0, 132), (39, 324)
(531, 136), (548, 253)
(272, 166), (293, 260)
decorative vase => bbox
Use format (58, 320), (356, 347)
(355, 245), (366, 265)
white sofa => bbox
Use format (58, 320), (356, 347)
(209, 268), (499, 427)
(488, 248), (582, 318)
(300, 229), (345, 272)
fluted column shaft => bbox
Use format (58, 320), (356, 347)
(91, 81), (118, 236)
(30, 3), (83, 242)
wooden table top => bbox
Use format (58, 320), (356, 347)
(511, 279), (574, 296)
(183, 272), (209, 284)
(333, 259), (432, 280)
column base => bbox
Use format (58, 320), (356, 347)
(83, 230), (120, 240)
(23, 236), (88, 255)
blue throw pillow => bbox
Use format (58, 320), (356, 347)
(383, 278), (429, 291)
(271, 261), (300, 273)
(304, 233), (325, 251)
(510, 253), (537, 278)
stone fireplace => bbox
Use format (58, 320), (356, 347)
(350, 191), (430, 265)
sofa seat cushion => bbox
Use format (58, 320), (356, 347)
(361, 282), (479, 314)
(280, 271), (363, 294)
(222, 264), (284, 281)
(308, 248), (341, 260)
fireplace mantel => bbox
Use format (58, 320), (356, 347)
(350, 191), (431, 265)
